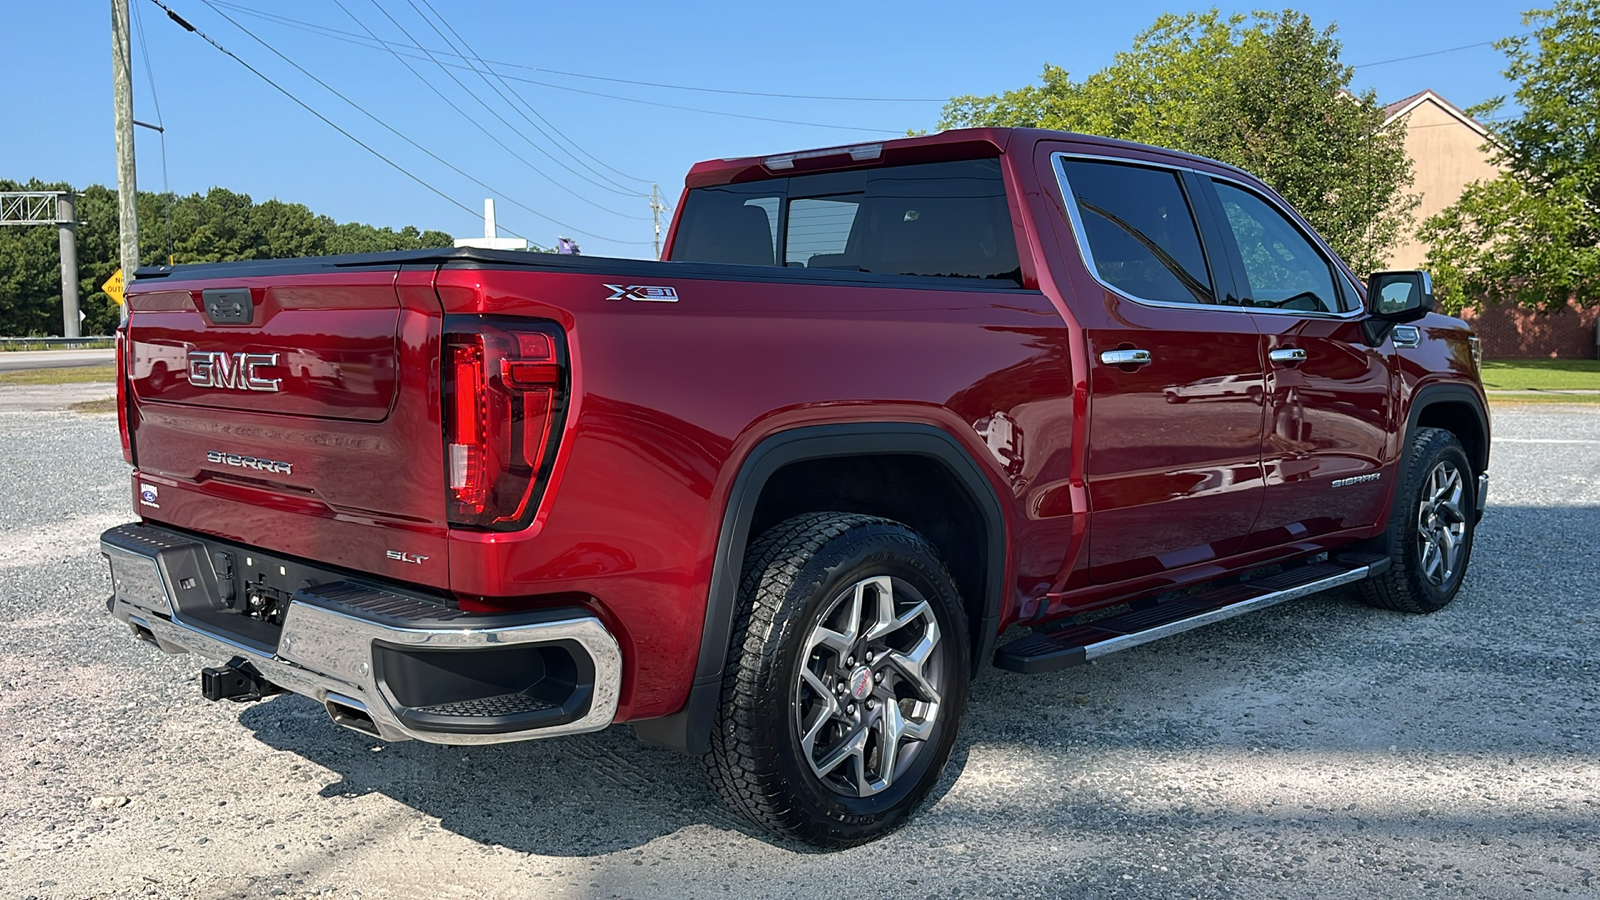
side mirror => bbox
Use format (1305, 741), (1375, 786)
(1362, 270), (1436, 346)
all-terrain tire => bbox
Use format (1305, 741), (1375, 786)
(702, 512), (970, 848)
(1358, 427), (1477, 613)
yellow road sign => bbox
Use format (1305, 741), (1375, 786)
(102, 268), (125, 305)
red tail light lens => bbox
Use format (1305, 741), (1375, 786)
(115, 326), (134, 464)
(443, 318), (567, 530)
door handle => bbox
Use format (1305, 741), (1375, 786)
(1100, 348), (1153, 366)
(1269, 347), (1307, 365)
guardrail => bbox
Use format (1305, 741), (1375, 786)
(0, 336), (115, 349)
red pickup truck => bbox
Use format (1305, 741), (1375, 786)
(101, 127), (1489, 847)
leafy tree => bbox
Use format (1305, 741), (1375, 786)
(1420, 0), (1600, 313)
(0, 179), (453, 335)
(940, 9), (1416, 276)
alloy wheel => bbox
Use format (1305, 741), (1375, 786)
(794, 575), (944, 797)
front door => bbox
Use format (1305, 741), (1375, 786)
(1204, 178), (1395, 548)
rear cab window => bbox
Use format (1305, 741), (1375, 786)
(669, 159), (1022, 286)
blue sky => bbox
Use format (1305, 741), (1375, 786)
(4, 0), (1527, 258)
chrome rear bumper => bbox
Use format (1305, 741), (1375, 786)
(102, 523), (622, 745)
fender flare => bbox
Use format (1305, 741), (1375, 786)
(1404, 382), (1490, 473)
(1388, 383), (1491, 539)
(633, 422), (1008, 755)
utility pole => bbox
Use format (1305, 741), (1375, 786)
(111, 0), (139, 316)
(57, 195), (80, 337)
(650, 183), (666, 260)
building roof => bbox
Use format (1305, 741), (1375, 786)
(1383, 89), (1493, 139)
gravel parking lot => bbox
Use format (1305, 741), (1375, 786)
(0, 385), (1595, 899)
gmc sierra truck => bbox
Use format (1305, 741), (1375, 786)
(100, 127), (1490, 847)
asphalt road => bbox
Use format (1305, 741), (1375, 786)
(0, 349), (115, 373)
(0, 384), (1595, 899)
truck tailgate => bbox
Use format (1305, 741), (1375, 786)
(125, 267), (451, 589)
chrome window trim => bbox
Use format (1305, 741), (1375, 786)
(1050, 151), (1365, 321)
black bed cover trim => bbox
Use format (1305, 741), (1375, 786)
(131, 247), (1032, 294)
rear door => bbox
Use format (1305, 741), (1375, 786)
(1050, 154), (1268, 586)
(1200, 177), (1395, 547)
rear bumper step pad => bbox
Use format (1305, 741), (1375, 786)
(994, 555), (1388, 675)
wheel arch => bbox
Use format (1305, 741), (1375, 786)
(633, 422), (1007, 755)
(1406, 383), (1490, 479)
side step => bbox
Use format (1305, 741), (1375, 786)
(993, 555), (1388, 675)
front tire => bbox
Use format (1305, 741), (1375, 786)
(1358, 427), (1477, 613)
(703, 513), (970, 848)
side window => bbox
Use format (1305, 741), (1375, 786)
(1213, 182), (1344, 314)
(1058, 159), (1216, 305)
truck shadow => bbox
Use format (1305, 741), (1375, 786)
(236, 501), (1586, 858)
(238, 697), (973, 856)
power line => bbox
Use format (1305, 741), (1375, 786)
(1352, 35), (1525, 69)
(357, 0), (650, 210)
(413, 0), (652, 189)
(330, 0), (647, 220)
(188, 0), (650, 242)
(209, 1), (948, 103)
(146, 0), (531, 241)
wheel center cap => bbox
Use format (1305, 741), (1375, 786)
(848, 665), (873, 700)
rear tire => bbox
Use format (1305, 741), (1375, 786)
(703, 513), (970, 848)
(1358, 427), (1476, 613)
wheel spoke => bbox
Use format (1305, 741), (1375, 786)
(887, 617), (942, 704)
(1437, 526), (1458, 581)
(872, 700), (908, 792)
(1419, 536), (1442, 582)
(798, 668), (840, 757)
(812, 723), (867, 780)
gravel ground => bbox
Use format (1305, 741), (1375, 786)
(0, 388), (1595, 900)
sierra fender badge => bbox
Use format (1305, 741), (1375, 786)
(188, 351), (282, 392)
(1331, 473), (1381, 488)
(604, 284), (678, 302)
(385, 550), (429, 565)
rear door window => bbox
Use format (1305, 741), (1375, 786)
(671, 158), (1022, 285)
(1056, 159), (1217, 305)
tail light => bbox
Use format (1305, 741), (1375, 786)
(442, 317), (567, 530)
(115, 325), (134, 464)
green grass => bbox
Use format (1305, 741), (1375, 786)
(69, 397), (118, 414)
(0, 365), (116, 385)
(1480, 359), (1600, 391)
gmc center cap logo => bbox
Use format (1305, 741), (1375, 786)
(187, 350), (282, 392)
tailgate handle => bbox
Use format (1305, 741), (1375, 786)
(203, 288), (254, 325)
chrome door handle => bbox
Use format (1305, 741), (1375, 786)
(1269, 347), (1307, 364)
(1100, 349), (1153, 366)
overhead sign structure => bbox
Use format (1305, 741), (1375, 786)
(103, 269), (125, 306)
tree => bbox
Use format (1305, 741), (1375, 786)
(0, 179), (454, 335)
(939, 10), (1416, 276)
(1420, 0), (1600, 313)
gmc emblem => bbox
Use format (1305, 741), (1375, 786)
(187, 351), (282, 392)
